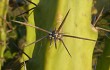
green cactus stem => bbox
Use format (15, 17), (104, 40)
(0, 0), (8, 70)
(23, 0), (98, 70)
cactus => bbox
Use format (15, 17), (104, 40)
(21, 0), (98, 70)
(1, 0), (110, 70)
(0, 0), (8, 70)
(21, 0), (39, 61)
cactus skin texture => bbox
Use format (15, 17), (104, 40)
(0, 0), (8, 70)
(24, 0), (98, 70)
